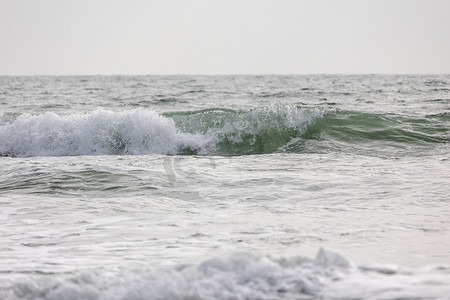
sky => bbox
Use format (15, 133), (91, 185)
(0, 0), (449, 75)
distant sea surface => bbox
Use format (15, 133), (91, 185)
(1, 75), (449, 299)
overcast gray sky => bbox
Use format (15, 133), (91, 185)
(1, 0), (449, 75)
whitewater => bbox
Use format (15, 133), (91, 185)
(0, 75), (449, 299)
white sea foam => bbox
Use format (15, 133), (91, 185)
(1, 249), (449, 300)
(0, 108), (212, 157)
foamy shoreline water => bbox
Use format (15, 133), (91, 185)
(2, 248), (449, 300)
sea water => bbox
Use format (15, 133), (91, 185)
(0, 75), (449, 299)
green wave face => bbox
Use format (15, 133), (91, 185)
(167, 106), (449, 157)
(165, 105), (324, 156)
(299, 111), (449, 156)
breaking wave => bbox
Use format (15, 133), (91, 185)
(0, 105), (447, 157)
(0, 108), (210, 157)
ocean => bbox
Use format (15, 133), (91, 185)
(0, 75), (449, 299)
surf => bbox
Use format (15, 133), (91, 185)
(0, 105), (447, 157)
